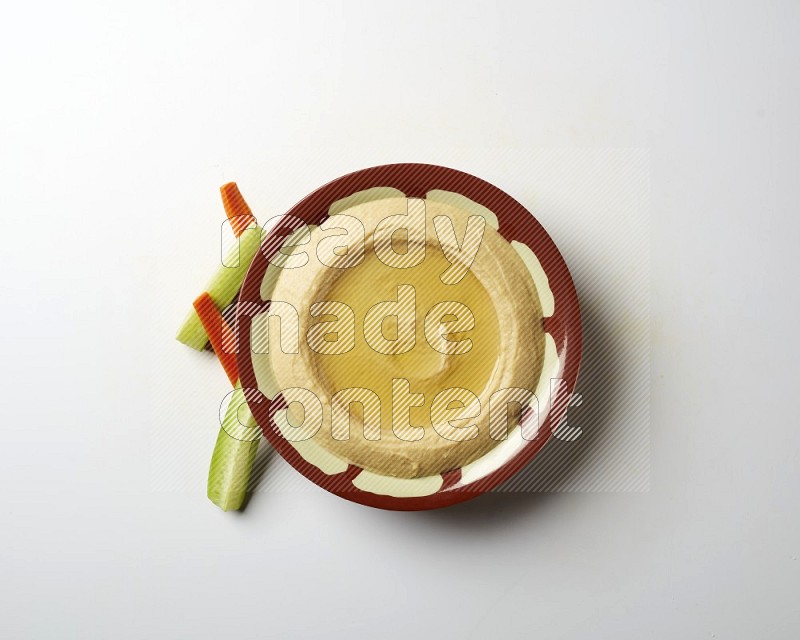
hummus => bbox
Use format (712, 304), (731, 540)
(262, 196), (545, 478)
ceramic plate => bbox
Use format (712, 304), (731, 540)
(236, 163), (582, 510)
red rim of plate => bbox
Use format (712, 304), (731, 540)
(235, 163), (582, 510)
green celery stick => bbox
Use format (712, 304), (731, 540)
(176, 225), (263, 351)
(208, 385), (261, 511)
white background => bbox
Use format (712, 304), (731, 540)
(1, 1), (798, 639)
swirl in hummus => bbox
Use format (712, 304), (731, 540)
(255, 195), (545, 478)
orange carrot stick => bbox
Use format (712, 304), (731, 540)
(220, 182), (256, 237)
(193, 292), (239, 386)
